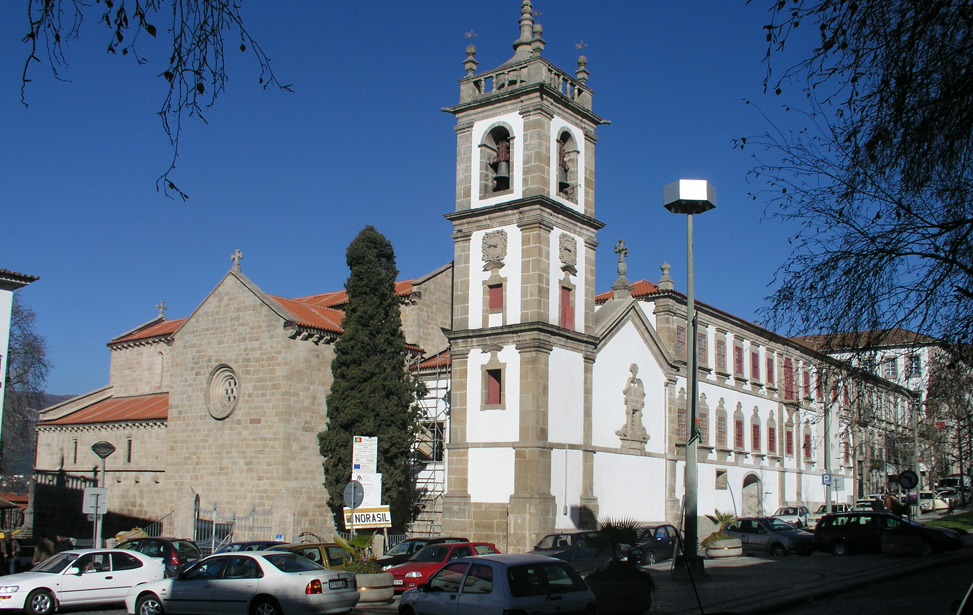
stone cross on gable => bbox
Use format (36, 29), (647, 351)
(157, 301), (167, 318)
(615, 239), (629, 277)
(231, 249), (244, 271)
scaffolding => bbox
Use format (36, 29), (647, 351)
(410, 352), (450, 536)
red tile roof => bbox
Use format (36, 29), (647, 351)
(110, 319), (185, 345)
(417, 351), (451, 370)
(39, 394), (168, 426)
(595, 280), (661, 303)
(293, 280), (416, 309)
(269, 296), (346, 333)
(791, 328), (939, 351)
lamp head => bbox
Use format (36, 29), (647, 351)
(663, 179), (716, 215)
(91, 441), (116, 459)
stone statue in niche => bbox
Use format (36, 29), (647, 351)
(482, 230), (508, 271)
(617, 363), (649, 450)
(559, 233), (578, 275)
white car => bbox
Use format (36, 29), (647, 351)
(125, 551), (358, 615)
(399, 553), (596, 615)
(919, 490), (951, 513)
(807, 503), (852, 528)
(771, 506), (810, 528)
(0, 548), (164, 615)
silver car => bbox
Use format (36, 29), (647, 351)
(399, 554), (596, 615)
(725, 517), (815, 556)
(772, 505), (810, 528)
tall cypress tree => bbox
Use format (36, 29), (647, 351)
(318, 226), (422, 532)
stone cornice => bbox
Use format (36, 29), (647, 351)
(446, 196), (605, 233)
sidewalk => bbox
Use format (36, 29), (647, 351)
(652, 539), (973, 614)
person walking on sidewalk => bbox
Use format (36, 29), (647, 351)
(32, 533), (54, 567)
(0, 533), (18, 575)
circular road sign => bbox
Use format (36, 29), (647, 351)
(899, 470), (919, 490)
(343, 480), (364, 509)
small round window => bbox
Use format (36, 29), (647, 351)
(208, 365), (240, 420)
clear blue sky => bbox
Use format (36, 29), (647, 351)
(1, 1), (815, 395)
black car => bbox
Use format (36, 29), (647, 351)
(625, 524), (680, 565)
(814, 511), (963, 556)
(117, 537), (202, 577)
(213, 540), (287, 554)
(375, 536), (470, 569)
(528, 530), (608, 576)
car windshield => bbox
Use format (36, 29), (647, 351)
(33, 552), (78, 574)
(765, 519), (796, 531)
(412, 545), (451, 562)
(775, 508), (797, 516)
(264, 553), (326, 572)
(507, 562), (587, 597)
(387, 540), (424, 556)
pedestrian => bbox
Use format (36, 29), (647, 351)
(32, 533), (54, 567)
(54, 534), (74, 553)
(1, 533), (19, 575)
(0, 533), (7, 576)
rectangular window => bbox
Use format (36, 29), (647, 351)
(783, 358), (795, 400)
(717, 417), (727, 447)
(716, 469), (728, 490)
(884, 358), (898, 379)
(487, 369), (502, 406)
(559, 286), (574, 330)
(802, 371), (811, 398)
(676, 326), (687, 357)
(816, 373), (823, 400)
(734, 345), (745, 376)
(127, 439), (133, 464)
(751, 351), (760, 382)
(72, 440), (78, 464)
(677, 408), (687, 440)
(766, 356), (775, 386)
(488, 284), (503, 310)
(716, 340), (727, 372)
(785, 429), (794, 456)
(908, 355), (922, 377)
(734, 419), (745, 450)
(698, 412), (708, 444)
(803, 433), (812, 460)
(751, 424), (760, 452)
(697, 332), (708, 365)
(862, 358), (875, 373)
(768, 426), (777, 454)
(842, 441), (850, 464)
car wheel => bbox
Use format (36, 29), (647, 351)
(646, 550), (656, 565)
(252, 597), (283, 615)
(26, 590), (55, 615)
(920, 541), (935, 556)
(831, 542), (848, 557)
(771, 543), (787, 557)
(136, 593), (165, 615)
(400, 607), (416, 615)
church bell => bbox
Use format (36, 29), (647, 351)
(495, 160), (510, 180)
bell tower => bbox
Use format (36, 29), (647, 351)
(442, 1), (607, 553)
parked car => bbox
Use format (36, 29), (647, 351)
(116, 537), (201, 578)
(268, 542), (347, 570)
(389, 542), (499, 593)
(772, 506), (810, 528)
(376, 536), (470, 569)
(623, 524), (680, 565)
(0, 548), (164, 615)
(919, 490), (950, 513)
(398, 554), (596, 615)
(814, 511), (963, 555)
(214, 540), (287, 554)
(807, 503), (852, 528)
(528, 530), (608, 576)
(125, 550), (358, 615)
(724, 517), (815, 556)
(937, 489), (962, 508)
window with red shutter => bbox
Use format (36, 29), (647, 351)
(751, 351), (760, 381)
(716, 340), (727, 371)
(734, 346), (744, 375)
(734, 420), (744, 449)
(768, 426), (777, 454)
(676, 326), (687, 357)
(678, 408), (687, 440)
(803, 433), (812, 460)
(717, 417), (727, 447)
(785, 429), (794, 456)
(752, 424), (760, 452)
(766, 356), (775, 385)
(488, 284), (503, 310)
(784, 358), (795, 400)
(697, 332), (708, 364)
(802, 371), (811, 398)
(487, 369), (502, 405)
(560, 286), (574, 329)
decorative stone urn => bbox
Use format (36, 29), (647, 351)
(354, 572), (394, 603)
(704, 537), (742, 558)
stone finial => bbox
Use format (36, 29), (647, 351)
(156, 301), (167, 318)
(512, 0), (535, 60)
(612, 239), (633, 299)
(576, 55), (589, 84)
(531, 24), (545, 56)
(658, 261), (674, 291)
(464, 43), (478, 76)
(231, 249), (244, 272)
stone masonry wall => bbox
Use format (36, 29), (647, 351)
(164, 274), (335, 541)
(109, 342), (171, 397)
(401, 265), (453, 357)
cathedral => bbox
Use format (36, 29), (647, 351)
(31, 1), (915, 553)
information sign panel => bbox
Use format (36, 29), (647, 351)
(342, 506), (392, 529)
(352, 436), (378, 474)
(82, 487), (108, 514)
(353, 473), (382, 507)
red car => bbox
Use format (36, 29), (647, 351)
(389, 542), (499, 593)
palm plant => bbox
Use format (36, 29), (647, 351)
(701, 509), (737, 547)
(592, 517), (648, 564)
(335, 533), (383, 574)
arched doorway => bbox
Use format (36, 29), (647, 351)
(742, 474), (763, 517)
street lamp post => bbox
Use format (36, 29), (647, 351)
(91, 441), (116, 548)
(664, 179), (716, 572)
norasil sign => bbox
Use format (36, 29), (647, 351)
(343, 505), (392, 529)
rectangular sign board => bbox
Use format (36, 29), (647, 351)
(82, 487), (108, 514)
(352, 472), (382, 507)
(822, 473), (832, 486)
(352, 436), (378, 474)
(343, 505), (392, 529)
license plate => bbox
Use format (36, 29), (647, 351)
(329, 579), (348, 590)
(393, 579), (404, 585)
